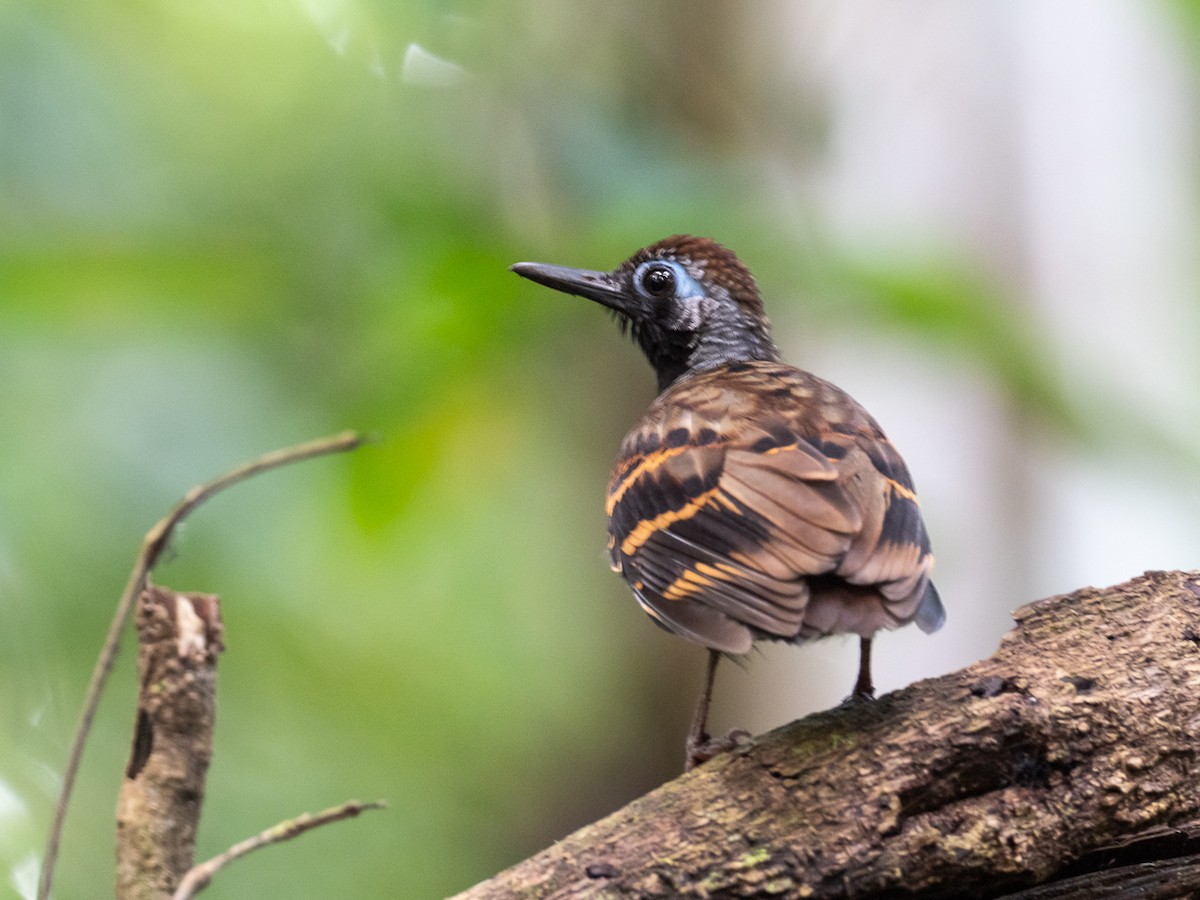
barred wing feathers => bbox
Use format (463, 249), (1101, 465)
(605, 362), (942, 654)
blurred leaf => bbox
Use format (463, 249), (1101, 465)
(838, 260), (1088, 435)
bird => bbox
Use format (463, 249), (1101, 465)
(511, 235), (944, 770)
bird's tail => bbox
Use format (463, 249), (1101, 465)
(915, 581), (946, 633)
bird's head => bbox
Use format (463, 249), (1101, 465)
(512, 235), (780, 390)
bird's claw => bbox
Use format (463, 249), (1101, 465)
(840, 687), (876, 706)
(685, 728), (752, 770)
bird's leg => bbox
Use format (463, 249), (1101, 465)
(685, 650), (720, 769)
(850, 636), (875, 701)
(685, 650), (749, 771)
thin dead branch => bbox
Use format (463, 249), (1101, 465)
(171, 800), (387, 900)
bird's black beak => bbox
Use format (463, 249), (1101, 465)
(510, 262), (633, 316)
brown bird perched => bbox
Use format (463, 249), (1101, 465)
(511, 235), (944, 770)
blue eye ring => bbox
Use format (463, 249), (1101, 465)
(637, 262), (677, 298)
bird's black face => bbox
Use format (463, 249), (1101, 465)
(512, 235), (780, 390)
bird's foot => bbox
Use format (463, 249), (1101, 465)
(840, 686), (876, 706)
(685, 728), (751, 771)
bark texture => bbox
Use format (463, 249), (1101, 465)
(115, 586), (223, 900)
(456, 570), (1200, 898)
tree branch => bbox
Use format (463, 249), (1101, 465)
(115, 587), (223, 900)
(454, 570), (1200, 898)
(171, 800), (386, 900)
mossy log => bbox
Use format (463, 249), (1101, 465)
(456, 570), (1200, 898)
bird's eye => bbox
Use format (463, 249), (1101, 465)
(640, 264), (677, 298)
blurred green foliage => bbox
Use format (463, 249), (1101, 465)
(2, 2), (1191, 898)
(0, 3), (760, 896)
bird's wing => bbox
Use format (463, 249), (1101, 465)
(606, 363), (938, 652)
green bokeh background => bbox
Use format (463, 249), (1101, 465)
(4, 2), (1199, 898)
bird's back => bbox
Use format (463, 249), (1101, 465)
(605, 360), (943, 654)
